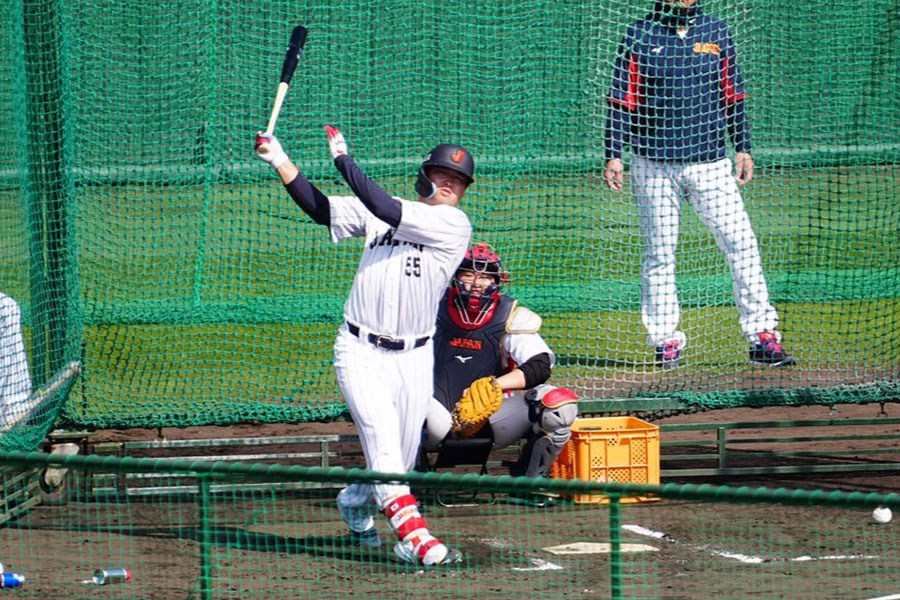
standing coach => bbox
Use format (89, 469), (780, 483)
(603, 0), (794, 369)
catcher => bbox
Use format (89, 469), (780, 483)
(422, 243), (578, 507)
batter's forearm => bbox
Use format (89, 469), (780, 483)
(283, 171), (331, 226)
(333, 155), (402, 227)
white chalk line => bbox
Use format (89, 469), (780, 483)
(480, 537), (564, 571)
(623, 524), (880, 564)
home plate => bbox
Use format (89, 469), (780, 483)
(543, 542), (658, 555)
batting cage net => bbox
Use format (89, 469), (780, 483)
(1, 0), (898, 441)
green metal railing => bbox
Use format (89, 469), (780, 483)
(2, 450), (899, 600)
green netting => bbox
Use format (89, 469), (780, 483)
(1, 451), (900, 599)
(1, 0), (898, 432)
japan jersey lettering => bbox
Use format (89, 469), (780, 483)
(329, 195), (471, 338)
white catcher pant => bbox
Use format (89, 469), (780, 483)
(0, 293), (32, 428)
(422, 391), (534, 452)
(631, 156), (778, 346)
(333, 324), (433, 533)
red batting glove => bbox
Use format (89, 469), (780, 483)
(324, 124), (348, 159)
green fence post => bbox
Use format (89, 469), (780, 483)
(199, 476), (212, 600)
(608, 495), (623, 600)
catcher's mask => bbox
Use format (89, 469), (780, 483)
(415, 144), (475, 199)
(450, 243), (509, 326)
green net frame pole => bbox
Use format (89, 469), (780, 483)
(21, 0), (79, 384)
(199, 476), (213, 600)
(608, 495), (623, 600)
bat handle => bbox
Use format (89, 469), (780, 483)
(258, 82), (290, 155)
(266, 82), (290, 135)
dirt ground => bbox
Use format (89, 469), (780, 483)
(7, 402), (900, 599)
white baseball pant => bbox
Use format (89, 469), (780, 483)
(0, 293), (32, 428)
(630, 156), (778, 347)
(333, 324), (433, 533)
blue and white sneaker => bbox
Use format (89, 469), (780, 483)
(349, 527), (382, 548)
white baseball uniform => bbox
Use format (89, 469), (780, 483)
(0, 293), (32, 429)
(631, 156), (779, 347)
(331, 194), (470, 530)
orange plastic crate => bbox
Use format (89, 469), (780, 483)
(551, 416), (660, 504)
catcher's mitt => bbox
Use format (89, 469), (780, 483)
(451, 376), (504, 438)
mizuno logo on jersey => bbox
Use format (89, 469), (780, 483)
(693, 42), (720, 55)
(454, 355), (474, 363)
(449, 337), (482, 351)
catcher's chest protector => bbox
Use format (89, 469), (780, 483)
(433, 293), (515, 412)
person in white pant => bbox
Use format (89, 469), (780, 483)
(255, 126), (472, 566)
(603, 0), (794, 369)
(0, 292), (32, 430)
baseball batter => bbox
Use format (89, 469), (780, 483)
(0, 292), (32, 431)
(422, 244), (579, 507)
(255, 127), (472, 566)
(604, 0), (794, 369)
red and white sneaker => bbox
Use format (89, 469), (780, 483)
(750, 331), (796, 367)
(393, 536), (463, 566)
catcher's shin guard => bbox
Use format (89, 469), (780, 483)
(513, 386), (578, 478)
(514, 434), (565, 478)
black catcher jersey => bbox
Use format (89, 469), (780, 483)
(432, 292), (516, 412)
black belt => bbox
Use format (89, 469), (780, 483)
(347, 322), (429, 351)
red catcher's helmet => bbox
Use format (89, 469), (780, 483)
(458, 243), (508, 283)
(450, 243), (509, 326)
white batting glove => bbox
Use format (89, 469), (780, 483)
(255, 132), (289, 169)
(324, 124), (348, 159)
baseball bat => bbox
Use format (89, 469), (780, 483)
(258, 25), (308, 154)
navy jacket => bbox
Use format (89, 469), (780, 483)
(605, 6), (752, 163)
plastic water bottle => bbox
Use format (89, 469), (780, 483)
(0, 573), (25, 588)
(91, 568), (131, 585)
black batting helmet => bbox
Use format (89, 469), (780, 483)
(414, 144), (475, 198)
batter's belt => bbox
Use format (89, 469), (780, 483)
(346, 321), (429, 351)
